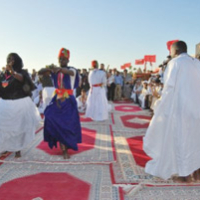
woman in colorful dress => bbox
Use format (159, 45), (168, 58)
(39, 48), (81, 159)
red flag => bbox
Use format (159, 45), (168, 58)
(144, 55), (156, 62)
(120, 65), (125, 69)
(121, 63), (131, 69)
(167, 40), (179, 51)
(124, 62), (131, 68)
(135, 59), (144, 65)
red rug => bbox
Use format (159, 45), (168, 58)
(121, 115), (151, 129)
(37, 127), (96, 156)
(0, 164), (123, 200)
(126, 136), (151, 167)
(0, 126), (43, 164)
(115, 105), (142, 112)
(0, 172), (90, 200)
(79, 113), (93, 122)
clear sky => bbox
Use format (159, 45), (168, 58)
(0, 0), (199, 72)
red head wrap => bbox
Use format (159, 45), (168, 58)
(167, 40), (179, 51)
(58, 48), (70, 59)
(91, 60), (98, 68)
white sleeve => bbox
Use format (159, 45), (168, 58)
(69, 67), (76, 89)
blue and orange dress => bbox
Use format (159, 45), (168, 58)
(43, 67), (82, 151)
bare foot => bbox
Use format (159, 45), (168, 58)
(59, 143), (65, 151)
(172, 175), (193, 183)
(184, 175), (193, 183)
(63, 149), (70, 159)
(193, 169), (200, 181)
(15, 151), (21, 158)
(60, 143), (70, 159)
(172, 176), (185, 183)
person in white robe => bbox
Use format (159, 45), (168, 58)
(85, 60), (110, 121)
(138, 81), (149, 109)
(143, 41), (200, 182)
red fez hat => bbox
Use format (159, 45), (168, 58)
(91, 60), (98, 68)
(166, 40), (179, 51)
(58, 48), (70, 59)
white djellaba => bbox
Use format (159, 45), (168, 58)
(143, 53), (200, 180)
(85, 69), (111, 121)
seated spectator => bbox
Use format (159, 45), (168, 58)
(131, 79), (142, 103)
(138, 81), (149, 109)
(76, 88), (87, 113)
(150, 79), (163, 111)
(145, 76), (155, 109)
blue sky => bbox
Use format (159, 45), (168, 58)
(0, 0), (199, 72)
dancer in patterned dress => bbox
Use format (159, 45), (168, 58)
(40, 48), (81, 159)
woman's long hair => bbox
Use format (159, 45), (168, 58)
(7, 53), (23, 72)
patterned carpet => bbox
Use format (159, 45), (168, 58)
(123, 184), (200, 200)
(1, 101), (200, 200)
(0, 163), (121, 200)
(2, 124), (115, 164)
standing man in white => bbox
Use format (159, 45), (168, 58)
(85, 60), (109, 121)
(143, 41), (200, 183)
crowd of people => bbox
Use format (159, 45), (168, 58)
(0, 51), (166, 161)
(11, 64), (164, 116)
(0, 50), (164, 161)
(1, 41), (200, 183)
(25, 65), (164, 113)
